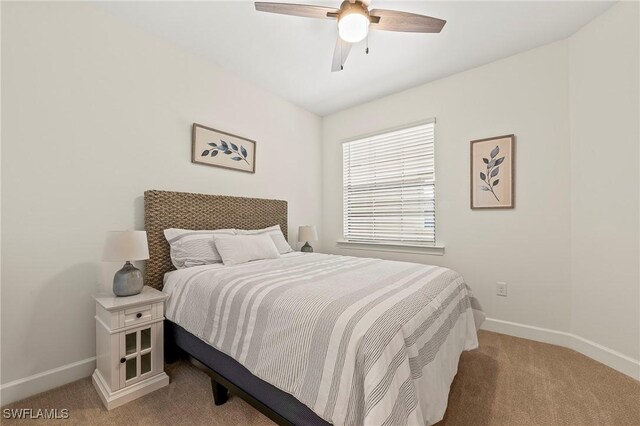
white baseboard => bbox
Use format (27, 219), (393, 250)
(482, 318), (640, 381)
(481, 318), (572, 346)
(0, 357), (96, 406)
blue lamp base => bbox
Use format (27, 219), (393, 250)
(113, 261), (144, 297)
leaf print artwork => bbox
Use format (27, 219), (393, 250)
(470, 134), (514, 209)
(201, 142), (220, 157)
(200, 140), (250, 164)
(193, 123), (256, 173)
(479, 145), (504, 201)
(490, 145), (500, 159)
(218, 140), (250, 164)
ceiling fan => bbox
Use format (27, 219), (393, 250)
(254, 0), (446, 72)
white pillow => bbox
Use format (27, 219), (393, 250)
(236, 225), (293, 254)
(214, 234), (280, 266)
(164, 228), (236, 269)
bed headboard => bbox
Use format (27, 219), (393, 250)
(144, 190), (288, 290)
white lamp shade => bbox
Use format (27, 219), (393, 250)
(102, 231), (150, 261)
(298, 225), (318, 242)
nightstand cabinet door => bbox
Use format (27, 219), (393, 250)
(119, 323), (162, 387)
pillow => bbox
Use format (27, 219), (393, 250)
(164, 228), (236, 269)
(213, 234), (280, 266)
(236, 225), (293, 254)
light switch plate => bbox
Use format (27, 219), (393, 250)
(496, 282), (507, 297)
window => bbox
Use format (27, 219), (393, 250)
(342, 120), (435, 247)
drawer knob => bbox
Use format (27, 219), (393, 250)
(120, 357), (126, 364)
(136, 313), (142, 318)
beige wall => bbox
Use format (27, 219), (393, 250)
(1, 1), (322, 391)
(569, 1), (640, 360)
(322, 1), (639, 373)
(322, 41), (573, 333)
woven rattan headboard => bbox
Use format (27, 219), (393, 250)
(144, 190), (288, 290)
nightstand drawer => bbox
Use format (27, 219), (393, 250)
(96, 300), (164, 331)
(123, 305), (153, 327)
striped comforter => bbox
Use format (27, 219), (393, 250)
(164, 253), (484, 425)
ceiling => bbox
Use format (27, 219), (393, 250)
(97, 1), (614, 116)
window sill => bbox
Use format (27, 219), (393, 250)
(336, 240), (445, 256)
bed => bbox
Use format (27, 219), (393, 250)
(144, 190), (484, 426)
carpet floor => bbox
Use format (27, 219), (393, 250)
(3, 331), (639, 425)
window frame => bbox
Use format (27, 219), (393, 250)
(340, 119), (444, 255)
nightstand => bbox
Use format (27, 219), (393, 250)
(92, 286), (169, 410)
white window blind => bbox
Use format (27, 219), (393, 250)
(343, 121), (435, 246)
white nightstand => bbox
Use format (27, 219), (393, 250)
(92, 286), (169, 410)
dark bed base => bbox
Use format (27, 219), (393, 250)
(164, 320), (331, 426)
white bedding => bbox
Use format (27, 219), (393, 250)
(164, 253), (484, 425)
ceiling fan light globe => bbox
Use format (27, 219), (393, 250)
(338, 12), (369, 43)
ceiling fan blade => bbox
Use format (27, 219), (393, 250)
(255, 2), (339, 19)
(369, 9), (446, 33)
(331, 36), (352, 72)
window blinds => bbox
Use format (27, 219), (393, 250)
(343, 121), (435, 245)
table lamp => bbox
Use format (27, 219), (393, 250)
(298, 225), (318, 253)
(102, 231), (150, 296)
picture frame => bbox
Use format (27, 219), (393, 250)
(192, 123), (256, 173)
(470, 134), (515, 209)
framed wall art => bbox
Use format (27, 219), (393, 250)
(470, 134), (515, 209)
(192, 123), (256, 173)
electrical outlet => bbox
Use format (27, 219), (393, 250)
(496, 282), (507, 297)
